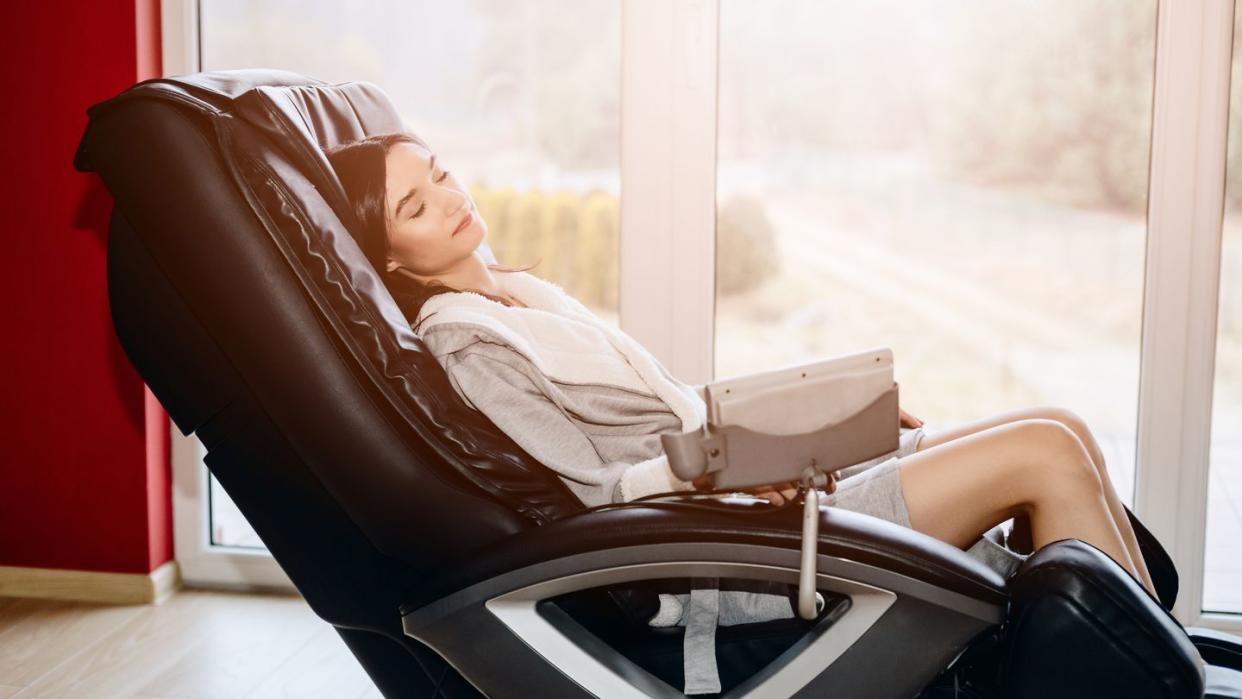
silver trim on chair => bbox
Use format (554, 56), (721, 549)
(486, 561), (897, 698)
(404, 542), (1004, 698)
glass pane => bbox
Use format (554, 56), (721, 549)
(1203, 2), (1242, 616)
(209, 472), (264, 548)
(716, 2), (1156, 505)
(200, 0), (621, 550)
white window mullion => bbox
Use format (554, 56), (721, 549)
(1136, 0), (1233, 627)
(619, 0), (718, 385)
(160, 0), (199, 78)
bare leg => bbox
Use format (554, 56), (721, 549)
(913, 406), (1157, 596)
(898, 419), (1151, 594)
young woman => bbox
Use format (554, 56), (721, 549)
(324, 131), (1158, 601)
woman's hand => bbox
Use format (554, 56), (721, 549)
(748, 481), (801, 506)
(900, 407), (924, 429)
(692, 473), (839, 505)
(747, 472), (839, 506)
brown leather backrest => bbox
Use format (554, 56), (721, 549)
(76, 70), (585, 560)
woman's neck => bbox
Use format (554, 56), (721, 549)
(400, 251), (507, 298)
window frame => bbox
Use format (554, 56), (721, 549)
(1137, 0), (1237, 630)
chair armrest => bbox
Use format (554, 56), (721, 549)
(400, 500), (1007, 617)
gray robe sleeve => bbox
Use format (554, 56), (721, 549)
(440, 346), (647, 507)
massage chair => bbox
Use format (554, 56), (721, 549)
(73, 69), (1242, 697)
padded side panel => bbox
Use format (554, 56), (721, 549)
(195, 389), (421, 630)
(107, 208), (241, 436)
(1000, 539), (1204, 698)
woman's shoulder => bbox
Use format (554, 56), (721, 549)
(413, 285), (508, 330)
(417, 316), (519, 356)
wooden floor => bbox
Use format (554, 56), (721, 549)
(0, 590), (382, 698)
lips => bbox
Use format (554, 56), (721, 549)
(452, 210), (474, 236)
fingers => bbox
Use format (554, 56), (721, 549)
(748, 475), (839, 504)
(900, 408), (925, 428)
(753, 487), (788, 506)
(749, 481), (808, 506)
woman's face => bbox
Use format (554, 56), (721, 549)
(382, 142), (486, 277)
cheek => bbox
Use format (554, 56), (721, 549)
(390, 220), (456, 262)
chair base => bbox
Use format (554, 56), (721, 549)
(336, 627), (482, 699)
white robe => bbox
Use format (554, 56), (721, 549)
(415, 269), (708, 501)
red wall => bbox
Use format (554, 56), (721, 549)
(0, 0), (171, 575)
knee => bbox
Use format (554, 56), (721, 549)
(1009, 419), (1101, 492)
(1029, 405), (1093, 446)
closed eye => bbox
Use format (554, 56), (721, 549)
(410, 171), (452, 219)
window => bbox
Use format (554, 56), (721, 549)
(716, 1), (1157, 507)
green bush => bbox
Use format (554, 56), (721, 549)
(467, 183), (619, 310)
(467, 185), (779, 303)
(716, 194), (780, 296)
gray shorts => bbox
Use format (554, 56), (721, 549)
(822, 426), (1029, 578)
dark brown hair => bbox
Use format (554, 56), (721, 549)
(324, 132), (537, 332)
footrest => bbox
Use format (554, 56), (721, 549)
(999, 539), (1204, 698)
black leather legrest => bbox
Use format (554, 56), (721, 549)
(75, 69), (1242, 698)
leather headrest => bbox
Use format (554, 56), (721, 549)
(233, 82), (406, 239)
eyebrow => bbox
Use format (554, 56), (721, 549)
(394, 153), (437, 219)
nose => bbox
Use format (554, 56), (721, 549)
(440, 187), (468, 216)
